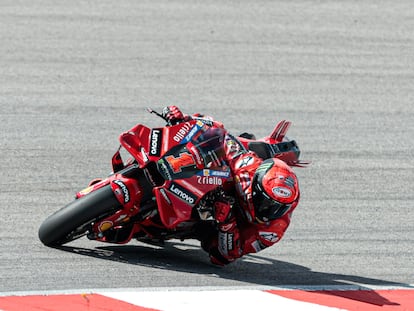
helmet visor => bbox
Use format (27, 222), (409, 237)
(252, 182), (291, 221)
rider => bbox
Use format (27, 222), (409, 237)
(162, 106), (300, 265)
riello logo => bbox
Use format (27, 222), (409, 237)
(173, 123), (191, 142)
(197, 175), (223, 185)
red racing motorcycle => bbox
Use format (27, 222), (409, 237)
(38, 108), (306, 247)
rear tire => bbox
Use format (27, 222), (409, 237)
(38, 185), (121, 246)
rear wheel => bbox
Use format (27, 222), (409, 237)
(38, 185), (121, 246)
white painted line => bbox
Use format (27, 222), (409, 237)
(101, 289), (346, 311)
(0, 284), (412, 297)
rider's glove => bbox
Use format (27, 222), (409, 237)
(162, 105), (185, 125)
(209, 221), (242, 266)
(217, 220), (242, 260)
(213, 191), (235, 223)
(214, 200), (233, 223)
(209, 196), (242, 265)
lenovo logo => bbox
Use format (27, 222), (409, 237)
(169, 183), (197, 205)
(150, 129), (162, 156)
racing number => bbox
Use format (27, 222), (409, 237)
(165, 152), (195, 173)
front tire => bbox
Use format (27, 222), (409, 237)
(38, 185), (121, 246)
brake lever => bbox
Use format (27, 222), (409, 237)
(147, 107), (169, 123)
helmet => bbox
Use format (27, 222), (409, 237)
(251, 158), (299, 222)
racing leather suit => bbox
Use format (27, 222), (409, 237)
(206, 133), (299, 265)
(162, 106), (300, 265)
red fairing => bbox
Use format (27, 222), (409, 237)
(116, 118), (233, 229)
(153, 183), (194, 229)
(76, 179), (110, 199)
(110, 175), (143, 210)
(119, 124), (152, 166)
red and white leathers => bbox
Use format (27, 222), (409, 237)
(161, 106), (300, 265)
(209, 131), (300, 265)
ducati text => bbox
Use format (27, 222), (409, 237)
(113, 180), (130, 203)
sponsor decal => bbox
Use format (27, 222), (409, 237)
(218, 232), (228, 255)
(113, 180), (130, 203)
(173, 123), (191, 142)
(251, 240), (262, 252)
(218, 231), (234, 255)
(189, 145), (204, 167)
(79, 186), (94, 196)
(259, 231), (279, 243)
(226, 134), (246, 158)
(235, 156), (254, 169)
(251, 240), (268, 252)
(284, 176), (295, 187)
(227, 232), (234, 251)
(159, 188), (172, 205)
(201, 169), (231, 178)
(197, 175), (223, 185)
(181, 122), (203, 144)
(256, 161), (273, 174)
(149, 129), (162, 156)
(272, 187), (292, 198)
(168, 182), (197, 205)
(99, 221), (113, 232)
(226, 138), (241, 154)
(165, 152), (196, 173)
(157, 159), (172, 180)
(141, 148), (149, 162)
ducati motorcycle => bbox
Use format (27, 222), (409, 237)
(38, 108), (306, 247)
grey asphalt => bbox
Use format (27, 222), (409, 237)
(0, 1), (413, 293)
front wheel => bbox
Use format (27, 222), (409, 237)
(38, 185), (121, 246)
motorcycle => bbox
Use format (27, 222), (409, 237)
(38, 108), (307, 248)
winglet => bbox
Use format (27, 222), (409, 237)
(270, 120), (291, 141)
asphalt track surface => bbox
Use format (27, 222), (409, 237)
(1, 0), (413, 298)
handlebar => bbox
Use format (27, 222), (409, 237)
(147, 107), (167, 121)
